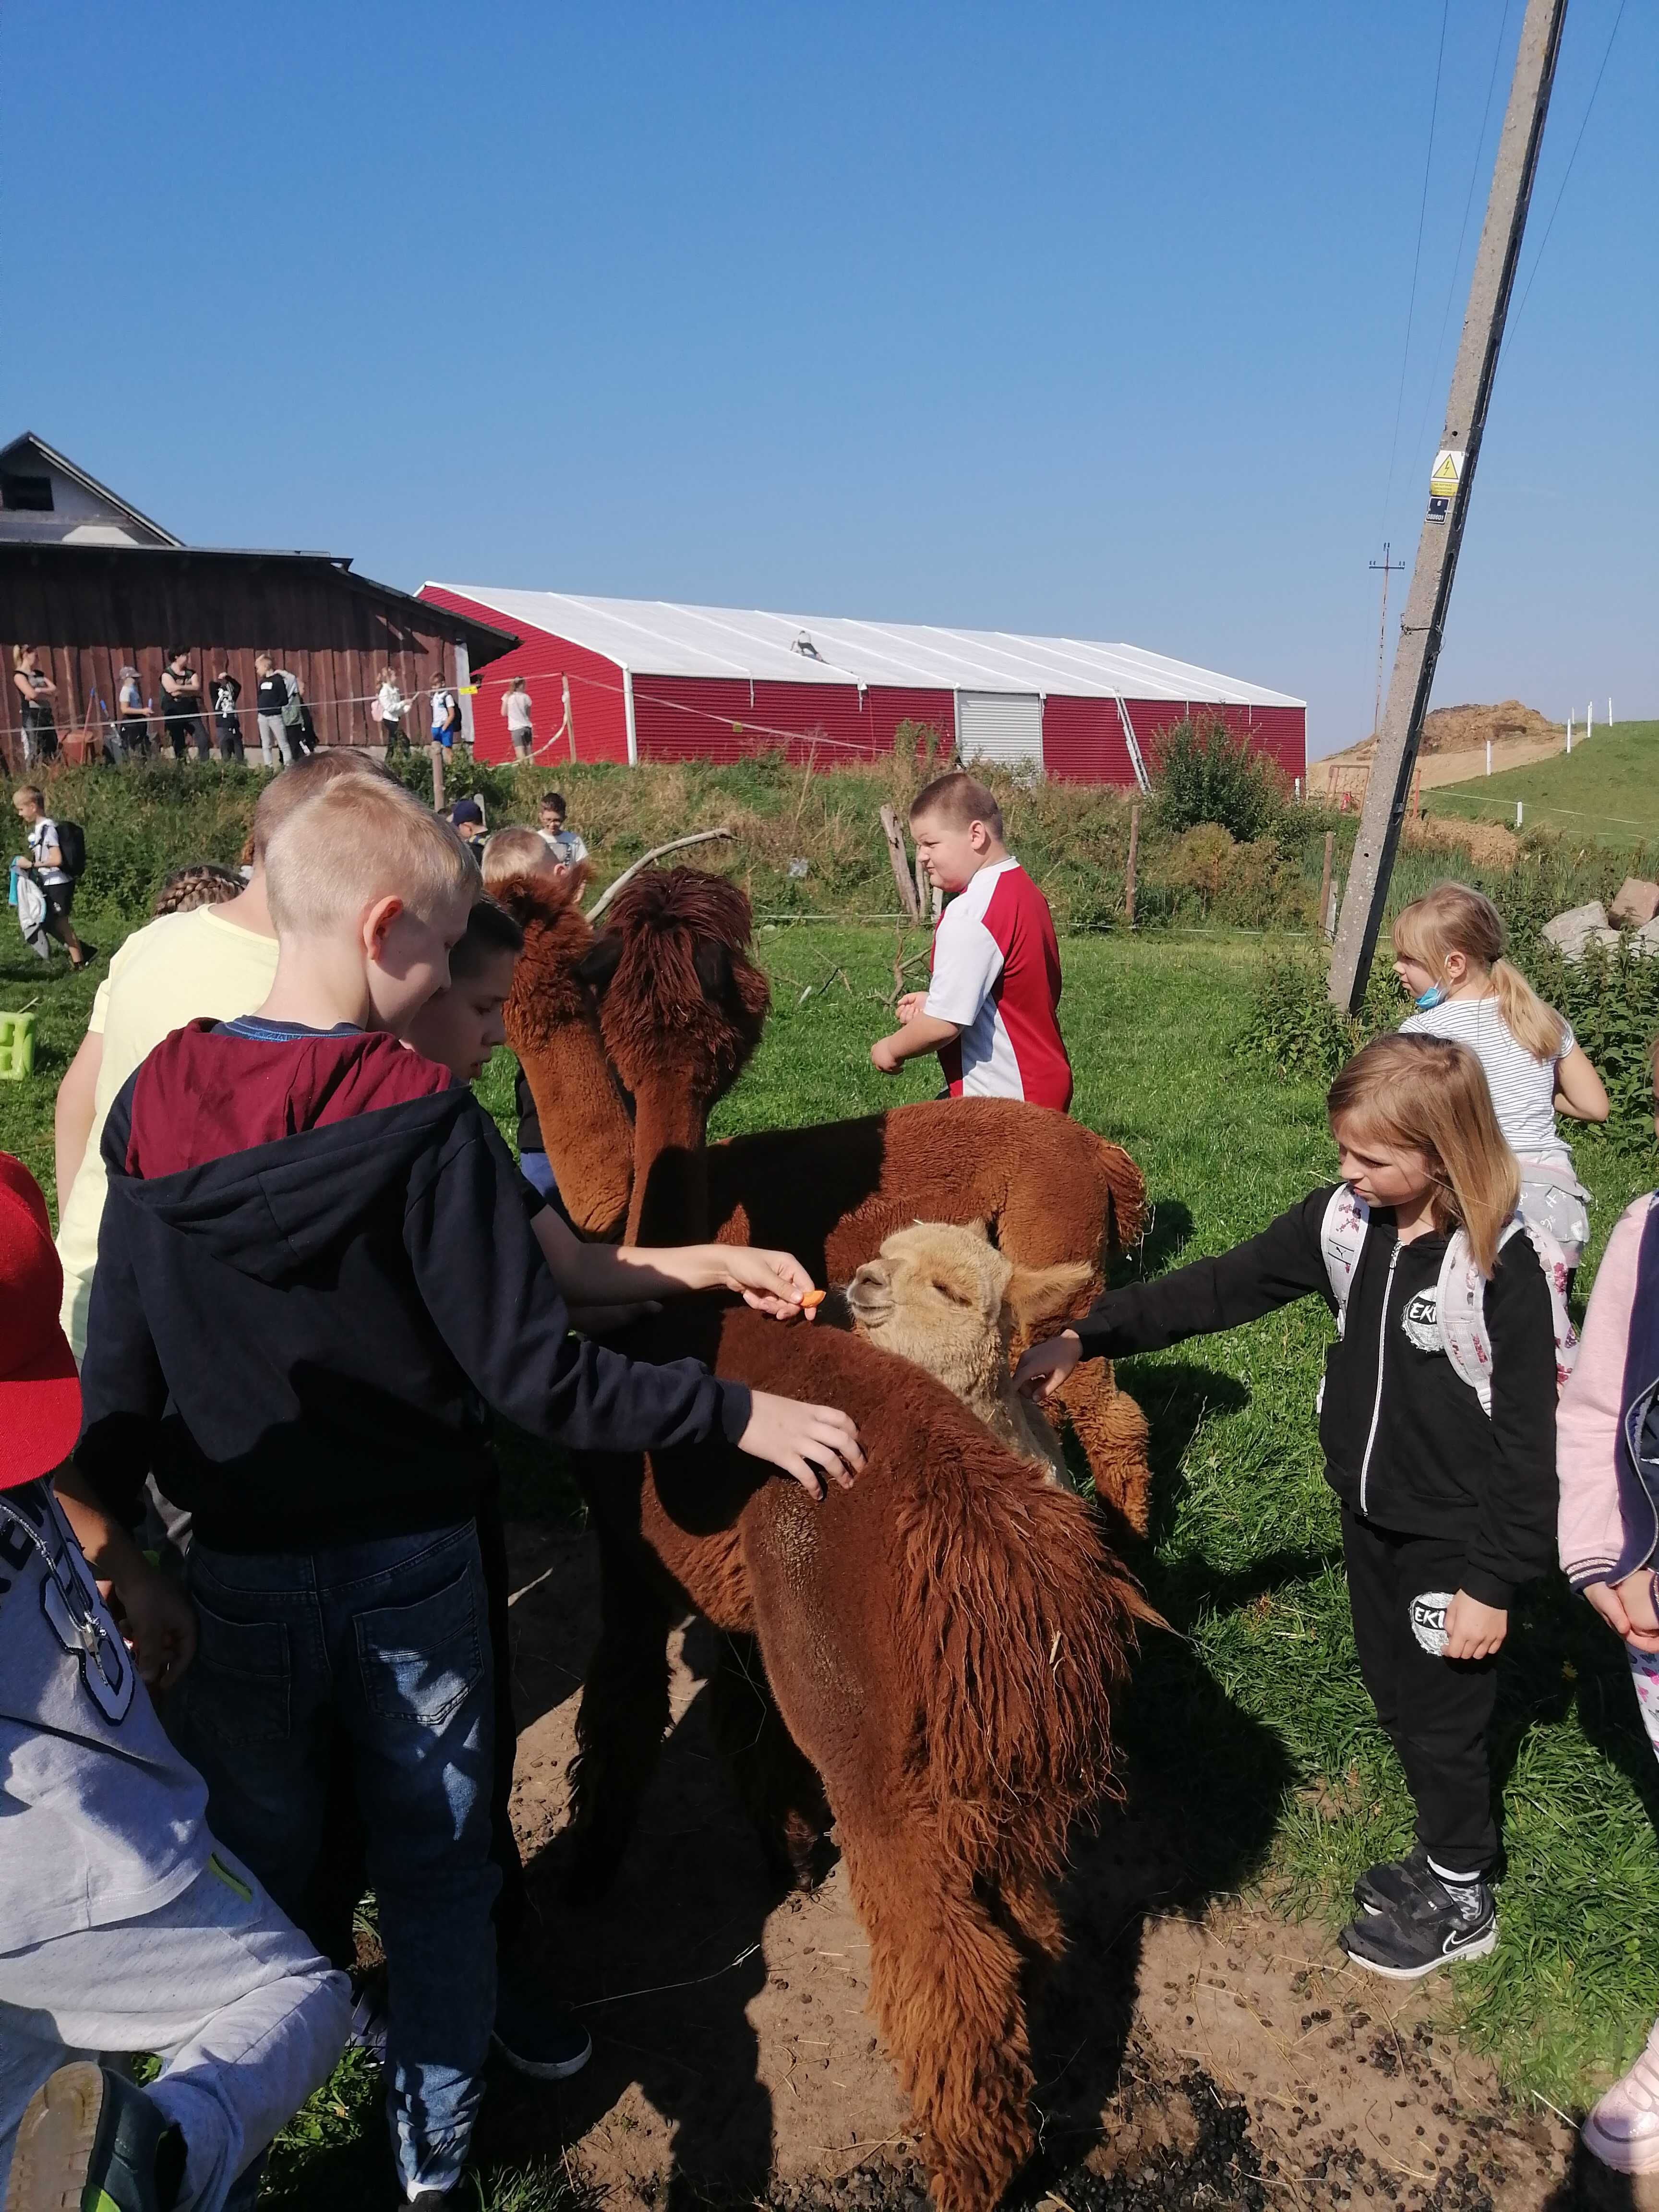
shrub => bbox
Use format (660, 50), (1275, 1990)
(1530, 940), (1659, 1149)
(1236, 953), (1402, 1084)
(1153, 715), (1285, 842)
(1159, 827), (1314, 929)
(1161, 824), (1236, 902)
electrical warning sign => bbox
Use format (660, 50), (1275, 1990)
(1427, 448), (1463, 522)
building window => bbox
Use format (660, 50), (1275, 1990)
(0, 473), (53, 513)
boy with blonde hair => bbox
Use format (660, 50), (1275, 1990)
(870, 770), (1071, 1110)
(69, 775), (860, 2203)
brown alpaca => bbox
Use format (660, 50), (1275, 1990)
(517, 870), (1149, 2209)
(843, 1220), (1087, 1486)
(499, 870), (1153, 1533)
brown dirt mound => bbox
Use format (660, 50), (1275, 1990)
(1402, 813), (1521, 870)
(1328, 702), (1563, 769)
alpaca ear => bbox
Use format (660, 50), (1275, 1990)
(1005, 1259), (1095, 1330)
(575, 932), (625, 1000)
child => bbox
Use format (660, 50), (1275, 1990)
(1015, 1032), (1562, 1978)
(1556, 1038), (1659, 2175)
(870, 770), (1071, 1111)
(1394, 882), (1607, 1266)
(71, 774), (860, 2202)
(1, 1151), (349, 2212)
(12, 783), (91, 972)
(538, 790), (586, 868)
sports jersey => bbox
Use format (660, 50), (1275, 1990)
(923, 857), (1071, 1110)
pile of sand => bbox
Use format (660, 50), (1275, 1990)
(1326, 700), (1562, 768)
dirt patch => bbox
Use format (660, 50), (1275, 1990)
(1321, 704), (1564, 771)
(486, 1524), (1597, 2209)
(1402, 814), (1521, 871)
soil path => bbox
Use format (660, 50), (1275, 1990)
(485, 1524), (1607, 2211)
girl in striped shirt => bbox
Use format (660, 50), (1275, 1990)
(1393, 882), (1607, 1267)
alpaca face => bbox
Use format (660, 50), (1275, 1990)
(845, 1222), (1015, 1408)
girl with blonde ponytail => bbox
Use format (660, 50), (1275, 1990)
(1393, 881), (1608, 1263)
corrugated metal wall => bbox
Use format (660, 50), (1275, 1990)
(866, 686), (956, 756)
(1042, 695), (1307, 788)
(419, 587), (629, 766)
(1, 551), (482, 768)
(632, 675), (874, 765)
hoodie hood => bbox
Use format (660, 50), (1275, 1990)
(103, 1020), (463, 1287)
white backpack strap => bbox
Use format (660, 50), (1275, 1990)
(1321, 1185), (1369, 1340)
(1438, 1214), (1580, 1416)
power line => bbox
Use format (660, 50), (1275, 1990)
(1377, 0), (1452, 547)
(1511, 0), (1629, 327)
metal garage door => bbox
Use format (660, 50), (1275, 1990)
(956, 690), (1043, 769)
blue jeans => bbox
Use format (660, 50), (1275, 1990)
(168, 1522), (498, 2198)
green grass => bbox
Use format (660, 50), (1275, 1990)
(9, 883), (1659, 2191)
(1428, 719), (1659, 847)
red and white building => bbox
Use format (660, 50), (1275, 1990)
(419, 586), (1305, 787)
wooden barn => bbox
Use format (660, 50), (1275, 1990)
(0, 433), (517, 766)
(419, 583), (1306, 787)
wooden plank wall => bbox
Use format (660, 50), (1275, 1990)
(0, 553), (467, 768)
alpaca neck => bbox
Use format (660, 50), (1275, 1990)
(626, 1079), (712, 1246)
(517, 1016), (636, 1240)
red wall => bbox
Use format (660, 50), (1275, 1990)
(1042, 695), (1306, 788)
(418, 587), (629, 765)
(635, 674), (876, 765)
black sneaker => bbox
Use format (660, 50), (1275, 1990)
(492, 1978), (593, 2081)
(7, 2060), (187, 2212)
(1354, 1841), (1433, 1917)
(1340, 1869), (1497, 1980)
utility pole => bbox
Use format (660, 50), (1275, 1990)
(1368, 543), (1407, 738)
(1329, 0), (1569, 1010)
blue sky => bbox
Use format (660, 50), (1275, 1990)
(7, 0), (1653, 756)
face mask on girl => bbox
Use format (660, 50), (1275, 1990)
(1414, 983), (1448, 1012)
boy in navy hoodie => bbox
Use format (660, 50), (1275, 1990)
(69, 774), (861, 2205)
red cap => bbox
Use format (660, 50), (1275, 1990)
(0, 1152), (82, 1489)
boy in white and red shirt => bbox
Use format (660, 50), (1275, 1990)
(870, 771), (1072, 1111)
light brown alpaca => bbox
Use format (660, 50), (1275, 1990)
(548, 869), (1147, 2212)
(843, 1221), (1089, 1487)
(497, 869), (1153, 1534)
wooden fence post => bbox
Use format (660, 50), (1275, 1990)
(1319, 832), (1334, 941)
(1125, 805), (1140, 930)
(431, 744), (445, 815)
(879, 805), (921, 922)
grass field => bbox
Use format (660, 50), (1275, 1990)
(8, 895), (1659, 2198)
(1427, 719), (1659, 848)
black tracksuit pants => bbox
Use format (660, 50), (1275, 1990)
(1342, 1508), (1500, 1876)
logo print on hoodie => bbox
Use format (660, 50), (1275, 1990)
(1409, 1590), (1454, 1657)
(1402, 1286), (1442, 1355)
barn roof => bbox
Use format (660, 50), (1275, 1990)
(423, 586), (1303, 708)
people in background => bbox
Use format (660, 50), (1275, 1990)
(500, 676), (534, 762)
(115, 664), (149, 760)
(537, 790), (586, 868)
(12, 647), (58, 767)
(210, 664), (245, 764)
(373, 666), (409, 756)
(160, 650), (207, 762)
(253, 654), (293, 768)
(429, 675), (464, 759)
(286, 672), (317, 757)
(449, 796), (488, 862)
(11, 785), (91, 972)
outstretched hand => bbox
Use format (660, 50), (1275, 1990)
(1585, 1569), (1659, 1654)
(739, 1391), (864, 1500)
(1013, 1329), (1082, 1400)
(723, 1246), (819, 1319)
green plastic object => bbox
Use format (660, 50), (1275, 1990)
(0, 1009), (36, 1079)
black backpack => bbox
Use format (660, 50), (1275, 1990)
(55, 820), (86, 879)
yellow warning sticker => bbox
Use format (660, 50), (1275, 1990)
(1430, 449), (1463, 501)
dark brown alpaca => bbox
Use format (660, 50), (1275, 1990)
(499, 870), (1153, 1532)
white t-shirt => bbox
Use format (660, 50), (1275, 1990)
(1400, 994), (1575, 1165)
(921, 856), (1071, 1109)
(28, 817), (69, 887)
(377, 680), (404, 726)
(541, 827), (587, 866)
(56, 904), (281, 1357)
(504, 689), (533, 732)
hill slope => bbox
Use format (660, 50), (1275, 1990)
(1425, 719), (1659, 845)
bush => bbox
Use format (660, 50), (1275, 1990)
(1158, 827), (1314, 929)
(1236, 953), (1403, 1084)
(1153, 715), (1285, 842)
(1530, 940), (1659, 1150)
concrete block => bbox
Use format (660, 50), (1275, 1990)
(1611, 877), (1659, 929)
(1543, 901), (1610, 956)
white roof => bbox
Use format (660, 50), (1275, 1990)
(425, 586), (1303, 708)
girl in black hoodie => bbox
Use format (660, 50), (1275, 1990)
(1015, 1033), (1561, 1981)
